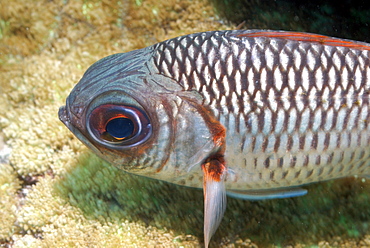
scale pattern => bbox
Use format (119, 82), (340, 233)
(151, 30), (370, 189)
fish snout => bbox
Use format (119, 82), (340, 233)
(58, 106), (69, 127)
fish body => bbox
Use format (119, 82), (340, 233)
(59, 30), (370, 247)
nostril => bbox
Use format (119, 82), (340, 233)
(71, 105), (84, 116)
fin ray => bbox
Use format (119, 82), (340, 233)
(226, 187), (307, 200)
(202, 159), (227, 248)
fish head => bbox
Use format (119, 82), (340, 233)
(59, 48), (224, 179)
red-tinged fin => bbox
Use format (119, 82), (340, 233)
(202, 156), (227, 248)
(236, 30), (370, 51)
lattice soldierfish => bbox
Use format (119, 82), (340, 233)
(59, 30), (370, 247)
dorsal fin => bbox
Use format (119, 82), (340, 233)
(235, 30), (370, 51)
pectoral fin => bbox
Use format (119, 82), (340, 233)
(202, 157), (227, 248)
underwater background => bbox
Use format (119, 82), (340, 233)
(0, 0), (370, 247)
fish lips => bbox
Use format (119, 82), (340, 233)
(58, 104), (80, 133)
(58, 105), (69, 129)
(58, 104), (87, 146)
(58, 104), (108, 158)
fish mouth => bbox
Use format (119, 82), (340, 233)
(58, 103), (114, 166)
(58, 104), (104, 156)
(58, 105), (70, 129)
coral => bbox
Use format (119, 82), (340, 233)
(16, 174), (197, 247)
(0, 0), (369, 247)
(0, 163), (21, 241)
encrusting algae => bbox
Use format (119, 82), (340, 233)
(0, 0), (370, 247)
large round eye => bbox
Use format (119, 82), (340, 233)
(87, 104), (152, 147)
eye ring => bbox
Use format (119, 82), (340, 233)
(87, 104), (152, 148)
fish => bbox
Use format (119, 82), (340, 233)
(59, 30), (370, 247)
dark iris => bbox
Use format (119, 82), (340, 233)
(88, 104), (151, 146)
(106, 117), (134, 140)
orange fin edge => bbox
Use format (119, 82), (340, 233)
(235, 30), (370, 51)
(202, 157), (227, 248)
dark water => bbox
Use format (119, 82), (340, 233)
(211, 0), (370, 42)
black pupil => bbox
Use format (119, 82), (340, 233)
(106, 117), (134, 139)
